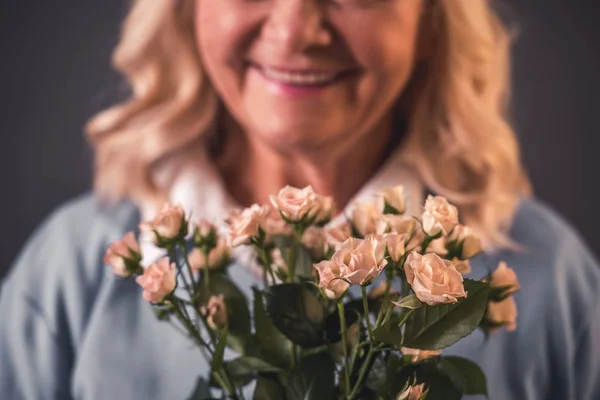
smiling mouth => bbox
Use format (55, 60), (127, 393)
(251, 63), (354, 88)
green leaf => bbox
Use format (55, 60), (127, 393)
(373, 321), (403, 346)
(211, 327), (229, 371)
(392, 294), (423, 310)
(252, 288), (293, 368)
(286, 353), (336, 400)
(438, 356), (488, 396)
(226, 356), (283, 376)
(221, 356), (283, 389)
(272, 235), (314, 278)
(253, 375), (286, 400)
(186, 377), (211, 400)
(403, 280), (488, 350)
(265, 283), (326, 348)
(207, 273), (252, 353)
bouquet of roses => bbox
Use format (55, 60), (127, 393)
(104, 185), (520, 400)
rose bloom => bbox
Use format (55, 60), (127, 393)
(307, 194), (335, 224)
(262, 210), (293, 243)
(377, 214), (417, 236)
(401, 347), (442, 362)
(380, 232), (408, 262)
(427, 237), (448, 257)
(135, 257), (176, 303)
(271, 248), (288, 274)
(397, 383), (427, 400)
(404, 252), (467, 306)
(378, 185), (406, 214)
(196, 219), (216, 238)
(139, 203), (186, 243)
(486, 261), (520, 331)
(421, 195), (459, 236)
(188, 238), (231, 271)
(315, 237), (388, 298)
(313, 259), (350, 299)
(449, 224), (483, 259)
(450, 257), (472, 275)
(269, 185), (319, 222)
(323, 221), (353, 251)
(302, 226), (326, 259)
(203, 295), (228, 330)
(352, 202), (382, 237)
(226, 204), (270, 247)
(104, 232), (140, 277)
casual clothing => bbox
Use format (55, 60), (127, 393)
(1, 149), (599, 399)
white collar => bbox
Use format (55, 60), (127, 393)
(139, 145), (423, 269)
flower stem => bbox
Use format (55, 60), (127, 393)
(361, 286), (374, 341)
(171, 298), (238, 398)
(348, 344), (376, 400)
(337, 301), (351, 396)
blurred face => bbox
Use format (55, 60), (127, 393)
(195, 0), (424, 152)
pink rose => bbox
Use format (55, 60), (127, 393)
(104, 232), (141, 277)
(450, 257), (472, 275)
(203, 295), (228, 330)
(380, 232), (408, 262)
(352, 202), (382, 237)
(196, 219), (216, 238)
(404, 252), (467, 306)
(449, 225), (483, 259)
(486, 296), (518, 331)
(269, 185), (319, 222)
(136, 257), (176, 303)
(397, 383), (427, 400)
(314, 260), (350, 299)
(377, 215), (417, 236)
(490, 261), (520, 293)
(262, 210), (293, 243)
(421, 195), (458, 236)
(378, 185), (406, 214)
(428, 237), (448, 256)
(486, 262), (520, 331)
(323, 221), (353, 251)
(308, 194), (335, 225)
(302, 227), (326, 259)
(188, 238), (231, 271)
(139, 203), (187, 244)
(335, 237), (387, 285)
(401, 347), (442, 362)
(226, 204), (270, 247)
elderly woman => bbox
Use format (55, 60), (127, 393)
(1, 0), (598, 399)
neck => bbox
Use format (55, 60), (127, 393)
(214, 114), (403, 210)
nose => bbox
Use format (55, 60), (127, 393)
(261, 0), (332, 53)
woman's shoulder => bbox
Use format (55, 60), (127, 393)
(494, 196), (599, 333)
(2, 193), (141, 300)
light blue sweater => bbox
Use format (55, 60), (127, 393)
(0, 195), (598, 399)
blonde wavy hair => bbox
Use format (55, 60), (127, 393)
(87, 0), (531, 247)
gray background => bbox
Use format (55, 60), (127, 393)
(1, 0), (599, 280)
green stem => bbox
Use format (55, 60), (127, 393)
(348, 344), (376, 400)
(361, 286), (374, 341)
(172, 299), (238, 398)
(375, 275), (393, 328)
(337, 301), (351, 397)
(397, 309), (415, 328)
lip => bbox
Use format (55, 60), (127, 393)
(248, 61), (356, 97)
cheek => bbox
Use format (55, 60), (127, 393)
(195, 2), (254, 91)
(336, 5), (423, 94)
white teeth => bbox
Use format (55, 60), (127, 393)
(261, 68), (339, 86)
